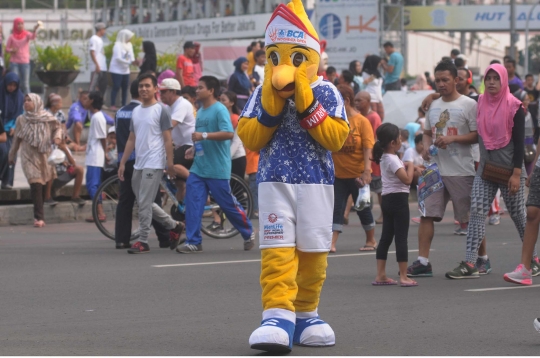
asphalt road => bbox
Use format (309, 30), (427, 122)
(1, 204), (540, 355)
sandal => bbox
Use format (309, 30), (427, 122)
(372, 278), (398, 286)
(360, 245), (377, 251)
(34, 220), (46, 228)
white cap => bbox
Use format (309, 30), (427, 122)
(457, 54), (468, 61)
(265, 4), (321, 55)
(159, 78), (181, 91)
(108, 126), (115, 134)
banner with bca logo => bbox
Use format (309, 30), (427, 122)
(316, 0), (379, 72)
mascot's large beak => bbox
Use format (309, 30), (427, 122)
(272, 65), (297, 95)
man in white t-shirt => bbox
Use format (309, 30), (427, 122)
(84, 92), (107, 222)
(159, 78), (195, 202)
(88, 23), (108, 99)
(406, 60), (478, 278)
(402, 133), (425, 186)
(118, 73), (184, 254)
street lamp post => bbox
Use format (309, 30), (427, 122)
(525, 1), (540, 74)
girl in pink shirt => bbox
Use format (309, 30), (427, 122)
(371, 123), (417, 287)
(6, 18), (39, 94)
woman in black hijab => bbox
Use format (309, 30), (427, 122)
(139, 41), (157, 74)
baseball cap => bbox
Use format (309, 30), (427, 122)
(159, 78), (181, 91)
(95, 22), (107, 31)
(183, 41), (195, 49)
(108, 126), (115, 134)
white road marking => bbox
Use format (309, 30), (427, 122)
(151, 249), (420, 268)
(466, 284), (540, 292)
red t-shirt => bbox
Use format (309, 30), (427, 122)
(365, 110), (382, 177)
(176, 55), (196, 87)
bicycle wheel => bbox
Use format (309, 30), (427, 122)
(92, 174), (139, 241)
(201, 174), (254, 239)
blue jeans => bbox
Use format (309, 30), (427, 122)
(110, 73), (129, 107)
(185, 173), (253, 245)
(86, 166), (102, 199)
(9, 62), (30, 94)
(248, 173), (258, 213)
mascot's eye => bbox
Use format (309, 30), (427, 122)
(269, 52), (279, 66)
(291, 52), (305, 67)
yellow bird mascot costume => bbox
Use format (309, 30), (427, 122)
(237, 0), (349, 353)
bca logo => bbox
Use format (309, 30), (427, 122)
(277, 29), (305, 39)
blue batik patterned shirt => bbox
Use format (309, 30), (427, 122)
(241, 77), (347, 185)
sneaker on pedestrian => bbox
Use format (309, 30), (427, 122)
(406, 260), (433, 277)
(534, 318), (540, 333)
(411, 217), (421, 224)
(45, 198), (58, 207)
(1, 184), (13, 190)
(445, 261), (480, 279)
(503, 264), (532, 285)
(453, 227), (468, 236)
(244, 232), (256, 251)
(206, 221), (221, 230)
(71, 197), (86, 206)
(169, 221), (185, 250)
(476, 257), (492, 275)
(176, 243), (203, 253)
(127, 241), (150, 254)
(531, 257), (540, 277)
(488, 214), (500, 226)
(115, 242), (131, 249)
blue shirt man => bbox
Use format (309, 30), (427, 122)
(180, 75), (254, 253)
(382, 42), (404, 91)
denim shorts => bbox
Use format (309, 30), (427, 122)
(527, 166), (540, 208)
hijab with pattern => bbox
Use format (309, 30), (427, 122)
(17, 93), (57, 153)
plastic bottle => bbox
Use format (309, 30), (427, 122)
(194, 141), (204, 156)
(429, 144), (438, 157)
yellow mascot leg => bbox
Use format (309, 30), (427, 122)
(249, 247), (298, 353)
(293, 251), (335, 347)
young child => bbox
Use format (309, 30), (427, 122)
(371, 123), (417, 287)
(103, 126), (118, 181)
(397, 129), (409, 159)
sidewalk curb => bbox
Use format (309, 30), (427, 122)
(0, 201), (92, 226)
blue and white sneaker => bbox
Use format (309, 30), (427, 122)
(249, 317), (295, 353)
(293, 315), (335, 347)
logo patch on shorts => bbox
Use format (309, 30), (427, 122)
(262, 212), (284, 240)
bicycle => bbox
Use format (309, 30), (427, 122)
(92, 173), (253, 241)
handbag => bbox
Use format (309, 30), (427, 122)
(481, 160), (513, 186)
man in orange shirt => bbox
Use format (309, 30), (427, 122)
(175, 41), (197, 88)
(331, 85), (377, 253)
(355, 90), (383, 224)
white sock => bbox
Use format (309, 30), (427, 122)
(418, 256), (429, 266)
(479, 255), (488, 260)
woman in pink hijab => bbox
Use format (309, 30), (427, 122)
(6, 18), (39, 94)
(464, 63), (539, 281)
(410, 73), (432, 91)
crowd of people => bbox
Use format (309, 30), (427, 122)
(2, 18), (540, 292)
